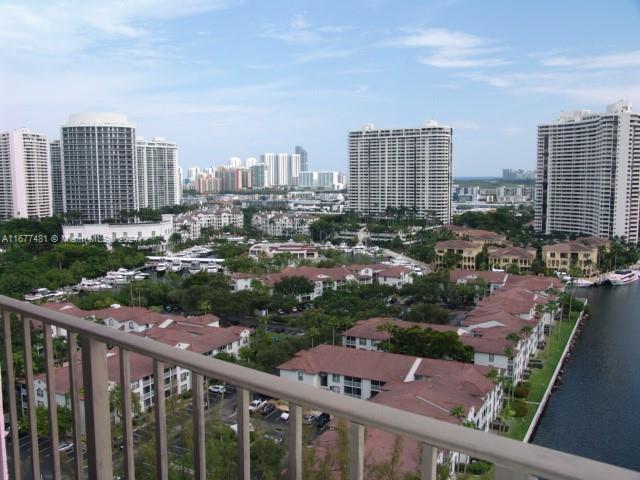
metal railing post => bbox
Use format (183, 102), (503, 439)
(193, 373), (206, 480)
(67, 333), (83, 478)
(421, 443), (437, 480)
(119, 349), (135, 480)
(43, 323), (61, 480)
(23, 316), (40, 480)
(153, 360), (169, 480)
(349, 422), (364, 480)
(237, 387), (250, 480)
(288, 403), (302, 480)
(81, 336), (113, 479)
(2, 310), (20, 479)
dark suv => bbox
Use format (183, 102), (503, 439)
(314, 413), (331, 429)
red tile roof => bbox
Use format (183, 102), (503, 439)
(278, 345), (418, 383)
(344, 317), (459, 342)
(449, 269), (508, 284)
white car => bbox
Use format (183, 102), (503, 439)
(59, 441), (74, 453)
(248, 399), (265, 413)
(280, 411), (290, 422)
(208, 385), (226, 394)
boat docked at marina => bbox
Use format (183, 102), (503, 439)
(170, 260), (184, 273)
(607, 269), (640, 286)
(156, 262), (168, 273)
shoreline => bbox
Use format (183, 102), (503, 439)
(523, 305), (586, 443)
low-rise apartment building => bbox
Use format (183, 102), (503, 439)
(542, 240), (601, 275)
(63, 215), (174, 244)
(251, 211), (317, 237)
(449, 269), (508, 294)
(446, 226), (507, 246)
(435, 240), (483, 270)
(248, 242), (320, 260)
(175, 207), (244, 239)
(488, 246), (537, 272)
(243, 263), (414, 301)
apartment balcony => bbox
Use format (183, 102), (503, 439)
(1, 294), (639, 480)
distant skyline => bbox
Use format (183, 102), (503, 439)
(2, 0), (640, 175)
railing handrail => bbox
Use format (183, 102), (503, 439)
(2, 294), (638, 480)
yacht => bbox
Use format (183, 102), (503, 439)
(188, 261), (202, 274)
(156, 262), (168, 274)
(170, 260), (184, 273)
(574, 278), (594, 288)
(134, 272), (150, 281)
(76, 278), (111, 292)
(608, 269), (639, 286)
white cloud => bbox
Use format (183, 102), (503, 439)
(0, 0), (236, 56)
(540, 50), (640, 70)
(385, 28), (508, 69)
(293, 48), (355, 64)
(260, 13), (352, 46)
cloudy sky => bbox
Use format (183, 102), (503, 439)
(2, 0), (640, 176)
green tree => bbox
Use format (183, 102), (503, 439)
(404, 303), (450, 324)
(274, 276), (314, 297)
(378, 324), (474, 362)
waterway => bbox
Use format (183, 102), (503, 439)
(531, 283), (640, 472)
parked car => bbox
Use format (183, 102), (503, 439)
(261, 403), (276, 416)
(314, 413), (331, 429)
(279, 411), (290, 422)
(248, 399), (265, 413)
(59, 441), (74, 453)
(208, 385), (226, 394)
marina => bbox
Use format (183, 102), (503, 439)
(532, 283), (640, 471)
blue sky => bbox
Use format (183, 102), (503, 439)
(2, 0), (640, 176)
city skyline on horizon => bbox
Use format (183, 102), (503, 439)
(3, 1), (640, 175)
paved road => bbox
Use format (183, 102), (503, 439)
(381, 248), (432, 273)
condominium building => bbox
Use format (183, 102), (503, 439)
(0, 129), (52, 219)
(435, 240), (483, 270)
(298, 171), (346, 189)
(61, 113), (138, 223)
(250, 163), (266, 188)
(50, 140), (64, 215)
(535, 101), (640, 242)
(136, 137), (181, 209)
(348, 121), (452, 224)
(295, 145), (308, 172)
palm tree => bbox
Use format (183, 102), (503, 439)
(199, 300), (211, 315)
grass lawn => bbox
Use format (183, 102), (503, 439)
(506, 311), (580, 440)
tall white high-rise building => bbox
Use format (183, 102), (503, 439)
(61, 112), (138, 223)
(229, 156), (242, 168)
(50, 139), (64, 215)
(0, 129), (52, 219)
(348, 121), (452, 224)
(187, 167), (201, 181)
(260, 153), (277, 187)
(276, 153), (289, 186)
(289, 153), (301, 185)
(136, 137), (181, 209)
(535, 100), (640, 242)
(245, 157), (257, 169)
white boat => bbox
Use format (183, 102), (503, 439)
(170, 261), (184, 273)
(116, 268), (135, 277)
(156, 262), (168, 273)
(77, 278), (112, 292)
(188, 261), (202, 274)
(206, 264), (219, 273)
(574, 278), (594, 288)
(133, 272), (149, 281)
(608, 269), (639, 286)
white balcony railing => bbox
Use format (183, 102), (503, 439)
(1, 294), (640, 480)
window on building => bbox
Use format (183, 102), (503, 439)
(370, 380), (385, 397)
(36, 388), (44, 397)
(488, 354), (494, 362)
(297, 371), (304, 381)
(358, 338), (367, 346)
(332, 374), (340, 382)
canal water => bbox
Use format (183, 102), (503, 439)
(531, 283), (640, 472)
